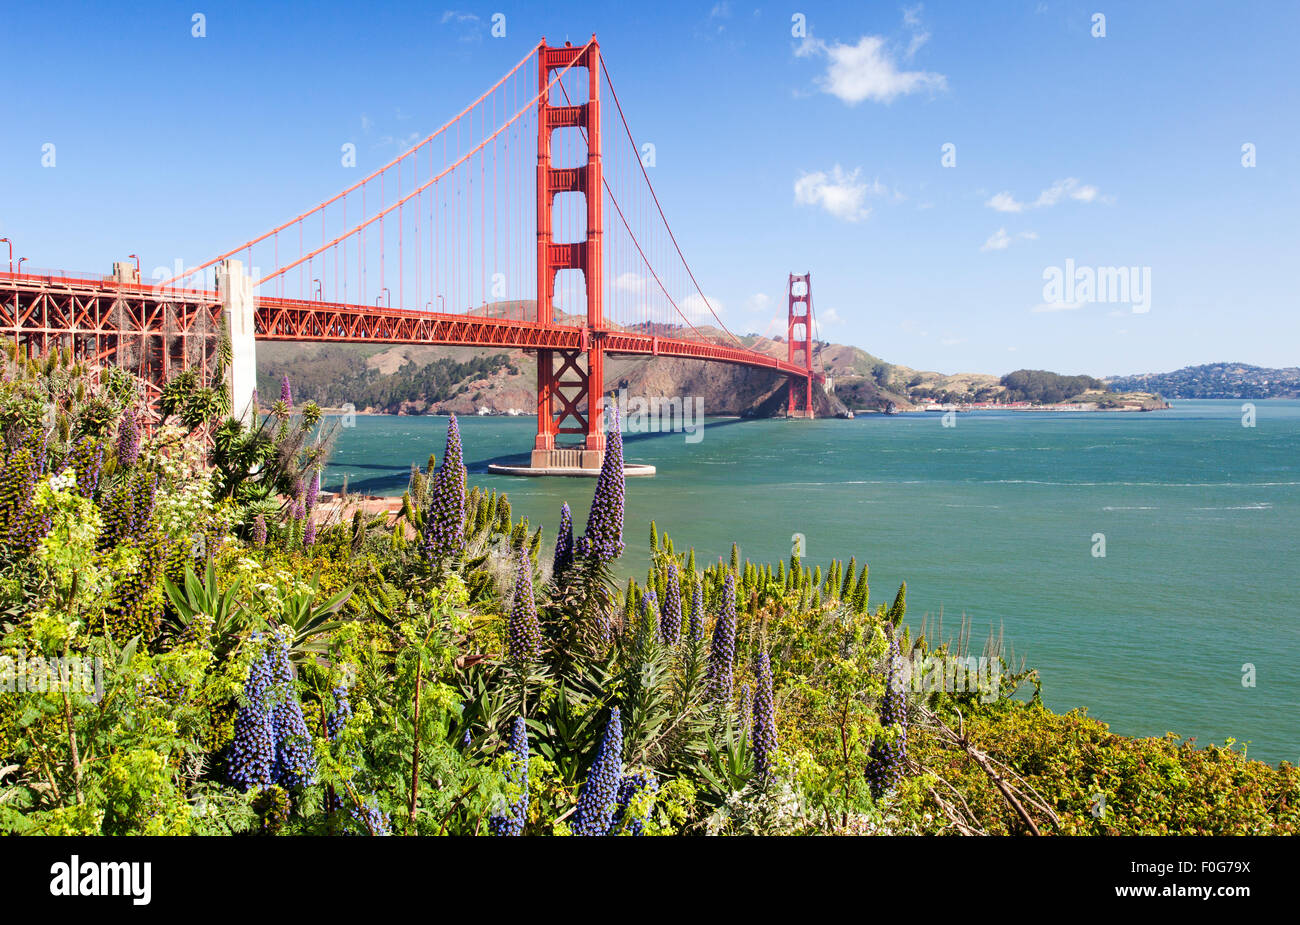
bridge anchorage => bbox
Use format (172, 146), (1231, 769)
(0, 35), (820, 475)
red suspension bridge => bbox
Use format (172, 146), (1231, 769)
(0, 37), (821, 471)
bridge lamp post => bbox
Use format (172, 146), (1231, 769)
(17, 257), (27, 273)
(376, 287), (390, 308)
(127, 254), (140, 282)
(0, 238), (11, 274)
(312, 278), (322, 301)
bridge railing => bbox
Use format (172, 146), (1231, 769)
(1, 268), (219, 301)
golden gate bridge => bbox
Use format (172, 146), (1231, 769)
(0, 37), (821, 472)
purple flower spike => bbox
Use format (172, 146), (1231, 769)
(866, 633), (909, 799)
(117, 406), (141, 468)
(689, 579), (704, 644)
(752, 649), (778, 780)
(228, 640), (276, 791)
(707, 572), (737, 702)
(576, 408), (625, 563)
(305, 470), (320, 512)
(268, 633), (315, 789)
(507, 546), (542, 665)
(420, 414), (466, 563)
(280, 374), (293, 409)
(660, 561), (682, 645)
(553, 502), (574, 579)
(613, 771), (658, 836)
(572, 707), (623, 836)
(488, 717), (529, 836)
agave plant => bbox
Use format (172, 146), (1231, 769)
(161, 561), (249, 656)
(696, 715), (755, 806)
(258, 576), (353, 664)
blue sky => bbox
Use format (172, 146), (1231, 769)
(2, 0), (1297, 376)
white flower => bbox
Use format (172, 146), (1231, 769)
(48, 468), (78, 492)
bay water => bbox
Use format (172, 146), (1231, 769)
(324, 400), (1300, 764)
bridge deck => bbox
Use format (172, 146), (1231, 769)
(1, 274), (812, 378)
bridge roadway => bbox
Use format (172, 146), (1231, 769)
(1, 272), (813, 378)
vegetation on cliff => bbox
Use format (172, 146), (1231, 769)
(1108, 362), (1300, 400)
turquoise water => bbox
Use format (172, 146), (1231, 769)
(324, 401), (1300, 764)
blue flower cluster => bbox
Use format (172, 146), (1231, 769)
(752, 649), (778, 780)
(227, 637), (277, 790)
(866, 633), (909, 799)
(100, 469), (157, 548)
(738, 682), (753, 740)
(613, 770), (658, 836)
(326, 685), (352, 739)
(552, 501), (574, 579)
(116, 406), (140, 468)
(0, 439), (49, 555)
(67, 435), (103, 498)
(228, 634), (317, 791)
(707, 572), (737, 701)
(350, 802), (391, 836)
(689, 579), (704, 643)
(305, 470), (320, 512)
(572, 707), (623, 836)
(421, 414), (467, 562)
(269, 635), (316, 789)
(640, 589), (658, 636)
(488, 716), (530, 836)
(508, 546), (543, 664)
(660, 561), (682, 645)
(576, 409), (625, 563)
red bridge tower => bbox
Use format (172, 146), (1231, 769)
(532, 38), (606, 470)
(787, 272), (815, 418)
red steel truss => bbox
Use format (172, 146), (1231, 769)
(1, 276), (810, 374)
(0, 272), (222, 408)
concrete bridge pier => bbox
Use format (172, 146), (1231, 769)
(217, 259), (257, 424)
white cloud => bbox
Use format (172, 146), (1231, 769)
(810, 306), (843, 338)
(794, 165), (884, 222)
(441, 10), (482, 42)
(681, 293), (724, 323)
(988, 178), (1109, 213)
(940, 336), (963, 346)
(981, 228), (1037, 252)
(986, 191), (1025, 213)
(981, 228), (1011, 251)
(615, 272), (644, 293)
(797, 31), (946, 105)
(1034, 178), (1093, 207)
(746, 292), (771, 313)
